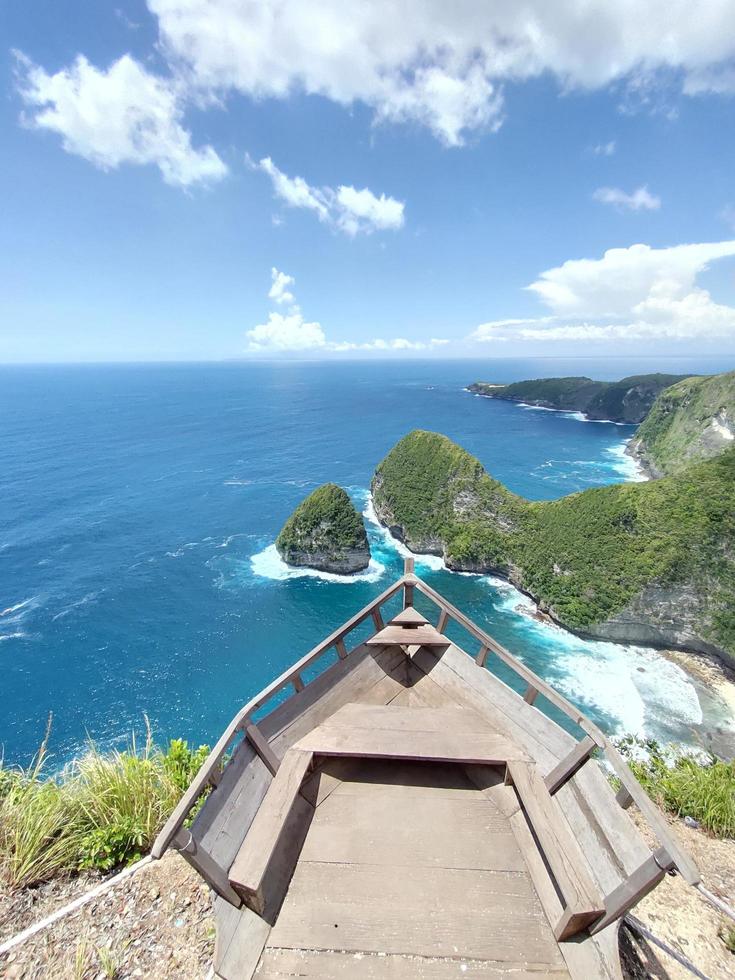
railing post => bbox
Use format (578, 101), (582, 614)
(616, 785), (634, 809)
(335, 638), (348, 660)
(544, 736), (597, 796)
(475, 645), (490, 667)
(371, 607), (385, 631)
(523, 684), (538, 705)
(403, 557), (415, 608)
(436, 609), (449, 633)
(589, 847), (675, 934)
(173, 828), (242, 907)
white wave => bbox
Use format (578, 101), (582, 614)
(606, 441), (648, 482)
(0, 631), (27, 642)
(516, 403), (627, 425)
(165, 548), (185, 558)
(1, 597), (37, 618)
(250, 544), (386, 584)
(480, 576), (703, 739)
(51, 592), (100, 621)
(362, 494), (444, 571)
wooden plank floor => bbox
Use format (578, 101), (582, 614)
(256, 759), (570, 978)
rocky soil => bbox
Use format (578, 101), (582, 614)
(0, 853), (214, 979)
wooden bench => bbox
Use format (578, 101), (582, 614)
(506, 760), (604, 940)
(228, 748), (313, 917)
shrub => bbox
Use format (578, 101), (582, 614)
(0, 724), (210, 889)
(616, 735), (735, 838)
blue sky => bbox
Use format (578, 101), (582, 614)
(2, 1), (735, 362)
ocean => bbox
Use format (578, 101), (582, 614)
(2, 356), (734, 767)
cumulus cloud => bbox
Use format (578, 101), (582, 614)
(247, 270), (446, 352)
(15, 52), (227, 187)
(593, 185), (661, 211)
(268, 268), (295, 305)
(148, 0), (735, 145)
(252, 157), (404, 236)
(471, 240), (735, 344)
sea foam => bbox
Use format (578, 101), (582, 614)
(250, 544), (386, 584)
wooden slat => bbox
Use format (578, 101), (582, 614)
(214, 900), (270, 980)
(300, 791), (522, 871)
(319, 702), (495, 734)
(366, 623), (449, 647)
(507, 761), (604, 939)
(173, 828), (241, 907)
(268, 862), (565, 965)
(390, 606), (428, 626)
(545, 736), (596, 796)
(244, 721), (280, 775)
(296, 725), (519, 764)
(255, 948), (569, 979)
(229, 748), (313, 914)
(589, 847), (675, 935)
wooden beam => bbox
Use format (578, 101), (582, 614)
(616, 785), (634, 809)
(523, 684), (538, 705)
(589, 847), (675, 934)
(291, 673), (304, 694)
(244, 721), (280, 776)
(544, 736), (596, 796)
(475, 645), (490, 667)
(403, 556), (415, 574)
(173, 828), (241, 908)
(371, 607), (384, 631)
(335, 638), (348, 660)
(436, 609), (449, 634)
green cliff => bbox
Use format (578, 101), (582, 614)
(628, 371), (735, 476)
(276, 483), (371, 574)
(372, 430), (735, 663)
(468, 373), (688, 423)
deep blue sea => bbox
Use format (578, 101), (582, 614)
(2, 357), (734, 768)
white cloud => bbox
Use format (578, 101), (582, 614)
(148, 0), (735, 144)
(471, 240), (735, 344)
(248, 270), (444, 353)
(15, 53), (227, 187)
(593, 185), (661, 212)
(268, 268), (295, 305)
(252, 157), (404, 236)
(590, 140), (616, 156)
(247, 309), (326, 351)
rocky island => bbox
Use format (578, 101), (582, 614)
(276, 483), (371, 574)
(372, 370), (735, 664)
(468, 373), (689, 423)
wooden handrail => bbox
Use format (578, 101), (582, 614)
(151, 576), (406, 859)
(409, 573), (700, 888)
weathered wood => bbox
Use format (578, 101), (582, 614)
(545, 736), (597, 796)
(244, 720), (280, 775)
(506, 761), (604, 939)
(334, 637), (348, 659)
(255, 948), (569, 979)
(366, 623), (449, 647)
(152, 577), (406, 858)
(291, 673), (304, 693)
(296, 722), (520, 765)
(475, 644), (490, 666)
(403, 557), (415, 574)
(524, 684), (539, 705)
(173, 828), (241, 907)
(390, 606), (428, 626)
(370, 607), (384, 631)
(214, 898), (270, 980)
(268, 861), (564, 965)
(589, 847), (675, 935)
(436, 608), (449, 633)
(616, 785), (634, 809)
(320, 702), (492, 734)
(229, 748), (313, 915)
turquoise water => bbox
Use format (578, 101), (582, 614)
(1, 357), (733, 766)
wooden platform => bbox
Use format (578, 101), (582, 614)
(259, 759), (571, 978)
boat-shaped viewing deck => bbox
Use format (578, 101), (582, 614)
(152, 561), (699, 980)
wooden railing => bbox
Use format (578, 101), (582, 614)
(152, 558), (698, 935)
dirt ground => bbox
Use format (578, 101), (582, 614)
(0, 853), (214, 979)
(622, 809), (735, 979)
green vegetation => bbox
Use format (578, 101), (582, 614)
(616, 736), (735, 838)
(0, 726), (209, 889)
(372, 430), (735, 659)
(276, 482), (370, 571)
(469, 373), (688, 423)
(632, 371), (735, 475)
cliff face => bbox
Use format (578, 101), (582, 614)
(371, 430), (735, 665)
(468, 373), (688, 423)
(276, 483), (371, 574)
(628, 372), (735, 477)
